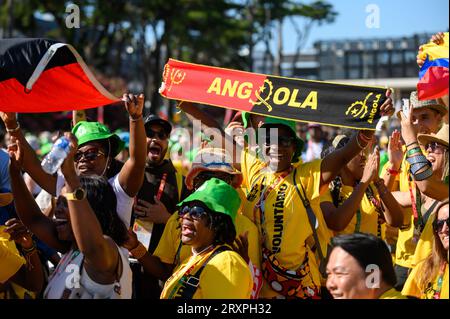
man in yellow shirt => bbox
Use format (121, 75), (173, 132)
(380, 91), (447, 290)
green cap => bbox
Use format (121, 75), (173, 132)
(261, 117), (304, 162)
(177, 178), (240, 224)
(72, 121), (125, 157)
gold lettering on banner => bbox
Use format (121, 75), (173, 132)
(206, 77), (320, 112)
(162, 64), (186, 92)
(346, 92), (382, 124)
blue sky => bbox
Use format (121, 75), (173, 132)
(281, 0), (449, 52)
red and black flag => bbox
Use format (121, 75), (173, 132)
(160, 59), (389, 130)
(0, 38), (118, 113)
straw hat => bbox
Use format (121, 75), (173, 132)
(185, 147), (243, 190)
(417, 124), (449, 148)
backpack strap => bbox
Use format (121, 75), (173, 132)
(293, 168), (327, 277)
(176, 246), (231, 299)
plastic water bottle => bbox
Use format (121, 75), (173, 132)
(41, 136), (70, 174)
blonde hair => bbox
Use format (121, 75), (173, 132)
(416, 199), (449, 293)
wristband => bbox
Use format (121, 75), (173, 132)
(406, 141), (419, 148)
(413, 167), (433, 181)
(407, 147), (422, 157)
(406, 154), (428, 166)
(387, 167), (400, 176)
(130, 242), (147, 260)
(6, 123), (20, 133)
(130, 115), (143, 122)
(21, 240), (37, 255)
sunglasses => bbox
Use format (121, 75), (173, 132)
(179, 205), (210, 220)
(264, 135), (296, 148)
(74, 149), (106, 162)
(433, 217), (449, 233)
(146, 129), (168, 140)
(426, 142), (447, 154)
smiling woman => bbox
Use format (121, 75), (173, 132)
(160, 178), (253, 299)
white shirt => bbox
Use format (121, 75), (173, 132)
(43, 247), (132, 299)
(56, 172), (134, 228)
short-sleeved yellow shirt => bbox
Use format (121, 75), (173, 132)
(160, 246), (253, 299)
(402, 261), (448, 299)
(379, 287), (408, 299)
(0, 226), (25, 284)
(153, 211), (261, 271)
(240, 149), (332, 298)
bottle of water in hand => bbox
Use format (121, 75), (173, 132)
(41, 136), (70, 174)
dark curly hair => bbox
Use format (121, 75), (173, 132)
(79, 175), (128, 246)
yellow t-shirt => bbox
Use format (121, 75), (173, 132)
(402, 261), (449, 299)
(381, 152), (429, 269)
(160, 246), (253, 299)
(0, 226), (25, 284)
(412, 211), (435, 267)
(154, 211), (261, 271)
(240, 149), (331, 298)
(320, 184), (386, 238)
(379, 287), (408, 299)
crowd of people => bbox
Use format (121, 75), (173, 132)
(0, 32), (448, 300)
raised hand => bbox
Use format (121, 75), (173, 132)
(3, 218), (34, 249)
(361, 147), (380, 184)
(380, 89), (394, 117)
(60, 132), (79, 179)
(399, 105), (417, 146)
(7, 136), (24, 170)
(123, 93), (144, 120)
(387, 130), (403, 170)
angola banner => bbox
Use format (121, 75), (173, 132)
(160, 59), (390, 130)
(0, 38), (119, 113)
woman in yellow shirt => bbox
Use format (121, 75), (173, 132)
(160, 178), (253, 299)
(319, 135), (404, 238)
(402, 199), (449, 299)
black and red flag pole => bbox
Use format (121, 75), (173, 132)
(0, 38), (119, 113)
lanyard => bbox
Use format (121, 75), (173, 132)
(408, 173), (423, 228)
(157, 173), (168, 200)
(433, 263), (447, 299)
(166, 245), (216, 299)
(253, 167), (292, 249)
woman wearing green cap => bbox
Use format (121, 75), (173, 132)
(1, 94), (147, 228)
(160, 178), (253, 299)
(177, 93), (394, 299)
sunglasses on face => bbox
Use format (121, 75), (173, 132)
(264, 135), (296, 148)
(179, 205), (210, 220)
(426, 142), (447, 154)
(146, 129), (168, 140)
(74, 149), (106, 162)
(433, 217), (449, 233)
